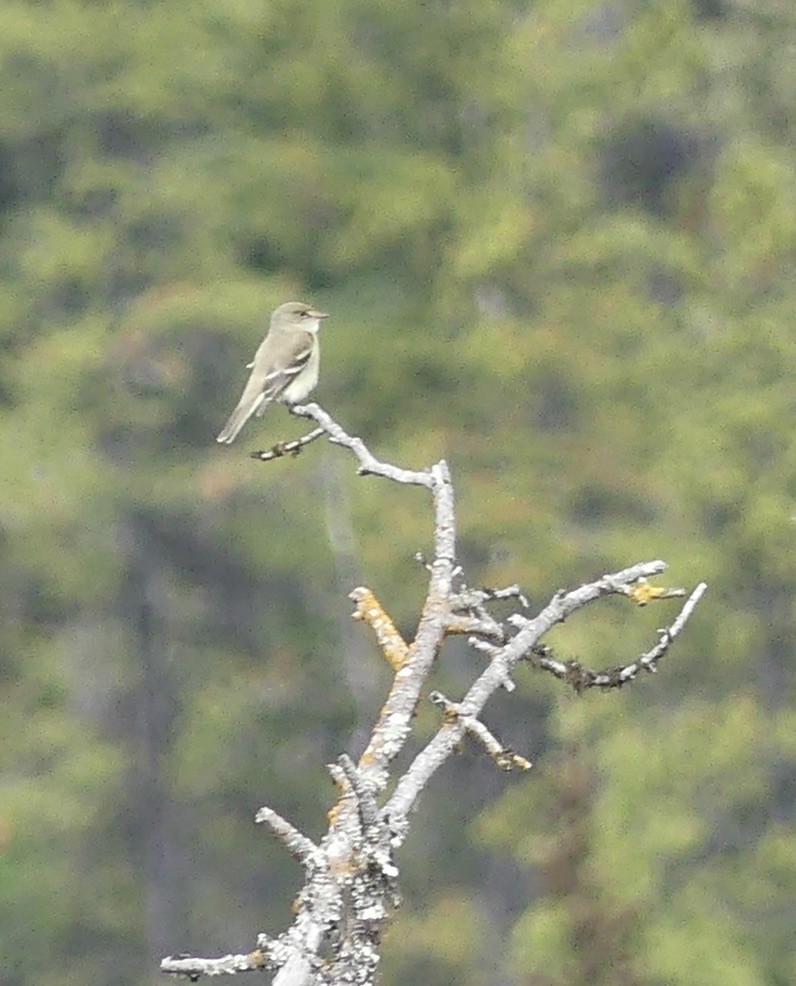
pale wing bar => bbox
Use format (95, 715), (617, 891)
(254, 344), (314, 416)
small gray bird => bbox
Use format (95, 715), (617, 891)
(216, 301), (328, 444)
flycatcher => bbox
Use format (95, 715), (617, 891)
(216, 301), (328, 444)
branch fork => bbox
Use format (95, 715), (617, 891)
(163, 404), (707, 983)
(429, 691), (532, 772)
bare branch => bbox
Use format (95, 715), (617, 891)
(624, 579), (707, 667)
(465, 636), (515, 692)
(349, 586), (409, 671)
(429, 691), (532, 772)
(270, 922), (325, 986)
(520, 582), (708, 690)
(450, 583), (529, 610)
(255, 806), (318, 865)
(506, 561), (669, 634)
(161, 949), (270, 980)
(288, 403), (434, 488)
(623, 579), (686, 606)
(356, 459), (456, 791)
(337, 756), (400, 899)
(447, 581), (529, 648)
(248, 405), (457, 795)
(467, 637), (500, 657)
(249, 428), (326, 462)
(337, 754), (380, 831)
(444, 612), (504, 643)
(164, 395), (708, 985)
(386, 562), (704, 831)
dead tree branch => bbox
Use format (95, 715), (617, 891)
(249, 428), (326, 462)
(429, 691), (532, 771)
(349, 587), (409, 671)
(162, 405), (706, 985)
(254, 807), (319, 866)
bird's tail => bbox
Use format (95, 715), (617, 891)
(216, 393), (267, 444)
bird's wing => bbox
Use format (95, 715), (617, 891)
(216, 331), (314, 444)
(256, 332), (315, 409)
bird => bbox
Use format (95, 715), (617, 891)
(216, 301), (328, 444)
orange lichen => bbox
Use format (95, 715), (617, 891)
(350, 586), (409, 670)
(627, 581), (684, 606)
(247, 949), (268, 969)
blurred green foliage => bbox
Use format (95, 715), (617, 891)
(0, 1), (793, 985)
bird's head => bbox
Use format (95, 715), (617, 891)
(274, 301), (329, 333)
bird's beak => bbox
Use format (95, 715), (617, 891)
(309, 309), (329, 319)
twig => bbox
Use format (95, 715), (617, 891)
(467, 637), (500, 657)
(506, 561), (670, 633)
(385, 562), (705, 832)
(337, 756), (399, 894)
(249, 428), (326, 462)
(255, 806), (319, 865)
(289, 403), (433, 488)
(466, 636), (515, 692)
(337, 754), (379, 831)
(520, 582), (708, 690)
(444, 612), (504, 642)
(450, 584), (529, 610)
(429, 692), (531, 772)
(161, 948), (270, 980)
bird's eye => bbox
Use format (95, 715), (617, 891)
(299, 310), (309, 318)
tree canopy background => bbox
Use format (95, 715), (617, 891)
(0, 2), (793, 985)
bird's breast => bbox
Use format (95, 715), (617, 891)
(280, 341), (320, 403)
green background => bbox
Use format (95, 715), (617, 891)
(0, 1), (793, 984)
